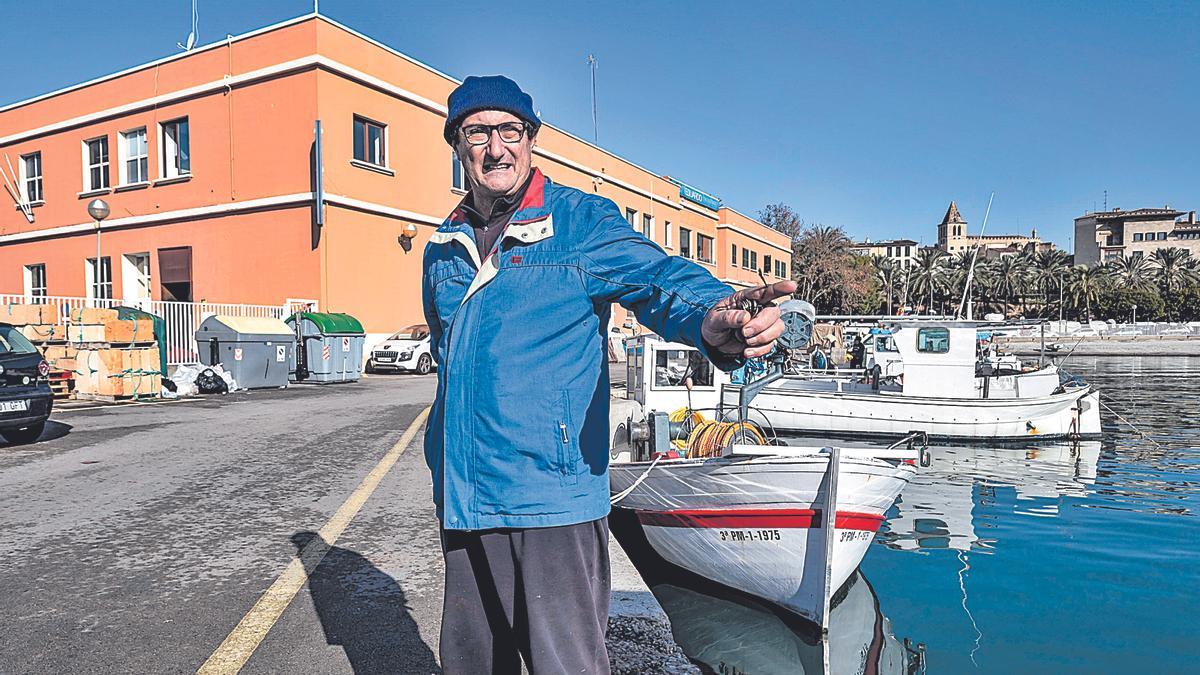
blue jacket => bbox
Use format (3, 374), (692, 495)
(422, 169), (739, 530)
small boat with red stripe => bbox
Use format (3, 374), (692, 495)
(610, 440), (920, 627)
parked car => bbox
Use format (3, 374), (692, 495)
(1162, 326), (1193, 336)
(0, 324), (53, 444)
(366, 324), (435, 375)
(1109, 327), (1140, 337)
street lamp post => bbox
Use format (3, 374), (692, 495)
(87, 199), (110, 303)
(1132, 303), (1137, 327)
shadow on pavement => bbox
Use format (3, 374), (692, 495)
(291, 531), (441, 674)
(0, 419), (72, 446)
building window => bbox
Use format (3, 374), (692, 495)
(86, 257), (113, 303)
(626, 208), (637, 229)
(742, 248), (750, 269)
(764, 255), (772, 274)
(1133, 233), (1143, 242)
(887, 246), (894, 257)
(731, 244), (738, 267)
(119, 127), (149, 185)
(353, 116), (386, 167)
(679, 227), (692, 258)
(19, 152), (42, 201)
(1132, 250), (1144, 260)
(24, 264), (46, 302)
(697, 234), (714, 263)
(83, 137), (110, 191)
(1158, 232), (1167, 241)
(775, 260), (787, 278)
(451, 151), (466, 190)
(905, 246), (912, 257)
(642, 213), (653, 239)
(19, 152), (43, 203)
(161, 118), (191, 178)
(750, 251), (758, 271)
(664, 221), (672, 248)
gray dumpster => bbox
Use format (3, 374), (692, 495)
(286, 312), (365, 384)
(195, 315), (294, 389)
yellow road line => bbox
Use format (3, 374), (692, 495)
(196, 406), (431, 674)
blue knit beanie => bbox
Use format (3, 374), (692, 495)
(444, 75), (541, 144)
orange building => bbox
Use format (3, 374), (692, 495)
(0, 13), (790, 346)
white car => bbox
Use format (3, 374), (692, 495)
(367, 324), (435, 375)
(1162, 327), (1193, 336)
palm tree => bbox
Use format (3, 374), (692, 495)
(1150, 248), (1197, 293)
(992, 253), (1032, 316)
(1067, 264), (1105, 322)
(910, 248), (948, 314)
(1106, 255), (1155, 291)
(872, 255), (900, 315)
(1032, 249), (1071, 317)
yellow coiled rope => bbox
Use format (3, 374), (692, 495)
(668, 408), (706, 449)
(685, 419), (767, 458)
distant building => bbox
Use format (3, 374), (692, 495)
(1073, 207), (1200, 265)
(849, 238), (917, 267)
(936, 201), (1052, 256)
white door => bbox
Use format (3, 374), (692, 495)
(122, 252), (152, 309)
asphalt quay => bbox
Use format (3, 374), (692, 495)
(0, 371), (690, 674)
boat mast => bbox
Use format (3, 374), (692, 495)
(955, 192), (995, 320)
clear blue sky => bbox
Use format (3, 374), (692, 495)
(4, 1), (1197, 249)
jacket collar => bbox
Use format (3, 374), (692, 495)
(431, 168), (553, 262)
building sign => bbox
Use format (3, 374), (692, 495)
(666, 177), (722, 211)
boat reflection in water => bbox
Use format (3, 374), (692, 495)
(881, 441), (1101, 552)
(611, 508), (926, 674)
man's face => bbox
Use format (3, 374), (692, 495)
(454, 110), (535, 199)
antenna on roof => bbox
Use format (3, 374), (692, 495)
(177, 0), (198, 51)
(586, 54), (598, 144)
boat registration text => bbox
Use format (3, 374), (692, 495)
(719, 529), (781, 542)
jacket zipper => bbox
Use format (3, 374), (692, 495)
(559, 422), (569, 445)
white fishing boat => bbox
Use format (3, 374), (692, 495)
(721, 321), (1101, 441)
(611, 503), (925, 674)
(610, 305), (923, 628)
(609, 445), (916, 626)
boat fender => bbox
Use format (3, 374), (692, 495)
(870, 365), (882, 391)
(920, 447), (932, 467)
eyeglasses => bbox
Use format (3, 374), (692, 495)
(459, 122), (530, 146)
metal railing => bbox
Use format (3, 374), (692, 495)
(0, 294), (318, 366)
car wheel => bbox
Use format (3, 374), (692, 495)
(1, 421), (45, 445)
(416, 354), (432, 375)
(364, 360), (375, 375)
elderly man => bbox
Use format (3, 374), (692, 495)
(423, 75), (795, 674)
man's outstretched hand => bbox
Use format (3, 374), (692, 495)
(701, 280), (798, 359)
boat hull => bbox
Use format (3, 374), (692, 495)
(722, 382), (1102, 441)
(610, 454), (914, 624)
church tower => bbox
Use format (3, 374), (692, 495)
(937, 201), (967, 251)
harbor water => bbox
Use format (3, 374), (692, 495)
(861, 355), (1200, 672)
(614, 356), (1200, 673)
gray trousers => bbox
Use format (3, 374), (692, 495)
(439, 518), (611, 675)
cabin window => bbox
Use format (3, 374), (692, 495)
(653, 348), (713, 388)
(917, 327), (950, 353)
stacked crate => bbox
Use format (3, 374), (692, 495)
(0, 304), (162, 401)
(0, 304), (73, 400)
(66, 308), (161, 400)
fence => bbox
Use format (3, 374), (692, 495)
(0, 294), (318, 367)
